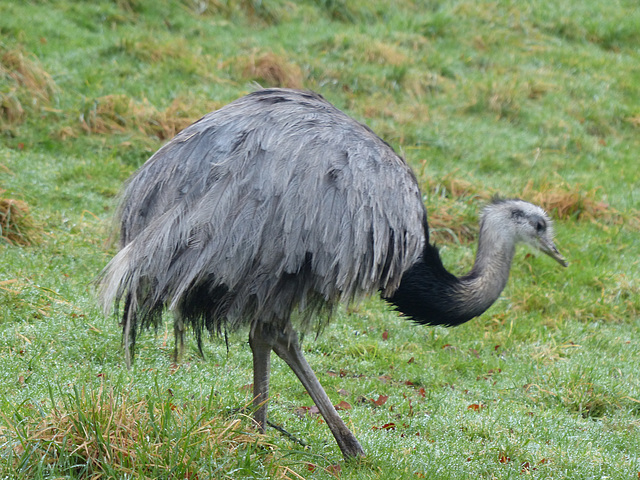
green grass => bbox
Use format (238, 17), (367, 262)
(1, 0), (639, 478)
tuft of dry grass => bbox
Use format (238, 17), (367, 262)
(421, 174), (489, 244)
(424, 173), (489, 202)
(0, 46), (57, 125)
(362, 97), (431, 127)
(0, 385), (289, 479)
(79, 94), (218, 141)
(464, 79), (524, 121)
(237, 51), (303, 89)
(0, 47), (56, 102)
(363, 41), (409, 66)
(118, 36), (191, 63)
(427, 208), (478, 244)
(0, 189), (40, 246)
(521, 179), (639, 229)
(186, 0), (283, 25)
(0, 89), (25, 124)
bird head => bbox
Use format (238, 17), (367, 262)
(485, 198), (568, 267)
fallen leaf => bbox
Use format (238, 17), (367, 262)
(382, 330), (389, 340)
(338, 388), (350, 396)
(335, 400), (352, 410)
(372, 395), (388, 406)
(499, 453), (510, 463)
(294, 405), (320, 418)
(325, 464), (341, 475)
(467, 403), (485, 411)
(407, 356), (415, 364)
(418, 387), (426, 397)
(378, 374), (392, 384)
(381, 422), (396, 430)
(306, 463), (317, 472)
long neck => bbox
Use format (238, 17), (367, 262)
(384, 222), (515, 327)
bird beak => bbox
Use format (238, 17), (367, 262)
(539, 237), (568, 267)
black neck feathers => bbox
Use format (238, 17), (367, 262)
(383, 243), (492, 327)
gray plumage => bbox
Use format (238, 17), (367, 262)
(101, 89), (424, 348)
(99, 88), (566, 459)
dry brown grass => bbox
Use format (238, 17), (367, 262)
(362, 98), (431, 126)
(237, 51), (303, 89)
(79, 94), (218, 141)
(363, 41), (409, 66)
(421, 174), (488, 244)
(0, 47), (56, 102)
(0, 189), (40, 246)
(0, 386), (290, 479)
(187, 0), (282, 25)
(119, 35), (193, 63)
(0, 89), (25, 124)
(427, 207), (478, 244)
(424, 174), (489, 202)
(520, 180), (612, 221)
(521, 180), (639, 231)
(463, 79), (524, 120)
(0, 46), (57, 125)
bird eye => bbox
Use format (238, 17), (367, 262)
(535, 219), (546, 232)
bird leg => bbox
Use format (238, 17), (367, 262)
(172, 311), (185, 363)
(272, 330), (365, 459)
(249, 332), (272, 432)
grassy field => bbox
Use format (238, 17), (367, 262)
(1, 0), (639, 478)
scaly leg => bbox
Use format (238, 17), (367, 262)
(173, 311), (185, 362)
(272, 330), (365, 459)
(249, 333), (272, 432)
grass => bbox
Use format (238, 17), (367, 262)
(0, 0), (639, 478)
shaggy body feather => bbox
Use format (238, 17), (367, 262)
(101, 89), (426, 352)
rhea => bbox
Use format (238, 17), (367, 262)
(99, 88), (567, 459)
